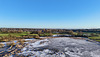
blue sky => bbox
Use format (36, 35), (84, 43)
(0, 0), (100, 29)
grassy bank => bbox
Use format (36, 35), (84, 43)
(88, 37), (100, 42)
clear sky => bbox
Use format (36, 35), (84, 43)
(0, 0), (100, 29)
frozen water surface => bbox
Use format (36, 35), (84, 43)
(18, 37), (100, 57)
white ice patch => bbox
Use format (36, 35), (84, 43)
(24, 38), (34, 41)
(30, 39), (49, 47)
(19, 38), (100, 57)
(19, 49), (65, 57)
(22, 39), (49, 51)
(91, 50), (100, 57)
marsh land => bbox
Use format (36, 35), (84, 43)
(0, 28), (100, 57)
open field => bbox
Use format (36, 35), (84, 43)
(88, 37), (100, 42)
(0, 32), (38, 37)
(0, 34), (9, 36)
(89, 37), (100, 40)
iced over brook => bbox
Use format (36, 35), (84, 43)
(18, 37), (100, 57)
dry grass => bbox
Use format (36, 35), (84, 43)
(0, 43), (4, 48)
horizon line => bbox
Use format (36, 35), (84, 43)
(0, 27), (100, 29)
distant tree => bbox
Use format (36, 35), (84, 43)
(77, 31), (83, 36)
(69, 30), (74, 35)
(38, 30), (42, 34)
